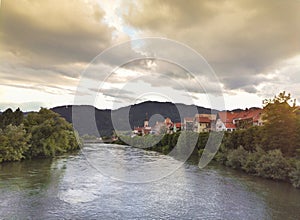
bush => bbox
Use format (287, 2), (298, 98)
(0, 124), (30, 162)
(214, 144), (228, 165)
(25, 109), (80, 157)
(225, 146), (248, 169)
(197, 132), (209, 150)
(198, 148), (204, 156)
(255, 149), (291, 180)
(289, 161), (300, 188)
(242, 147), (265, 174)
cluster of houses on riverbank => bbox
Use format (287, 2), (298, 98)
(133, 108), (264, 136)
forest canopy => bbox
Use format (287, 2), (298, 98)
(0, 108), (80, 163)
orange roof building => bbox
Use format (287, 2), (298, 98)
(216, 108), (263, 131)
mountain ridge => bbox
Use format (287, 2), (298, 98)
(51, 101), (220, 136)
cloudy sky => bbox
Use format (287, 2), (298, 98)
(1, 0), (300, 111)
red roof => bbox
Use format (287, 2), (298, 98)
(198, 117), (211, 123)
(134, 127), (143, 132)
(218, 109), (263, 129)
(134, 126), (152, 134)
(175, 122), (182, 128)
(224, 123), (236, 129)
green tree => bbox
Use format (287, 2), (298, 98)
(197, 132), (209, 150)
(262, 91), (298, 156)
(225, 146), (248, 169)
(255, 149), (291, 180)
(171, 132), (180, 148)
(24, 108), (80, 158)
(289, 161), (300, 188)
(242, 147), (265, 174)
(0, 124), (30, 162)
(14, 108), (24, 126)
(0, 108), (24, 129)
(0, 108), (13, 129)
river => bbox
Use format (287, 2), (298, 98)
(0, 143), (300, 219)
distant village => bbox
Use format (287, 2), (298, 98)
(132, 108), (263, 136)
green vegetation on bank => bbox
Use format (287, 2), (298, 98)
(0, 108), (81, 163)
(115, 92), (300, 188)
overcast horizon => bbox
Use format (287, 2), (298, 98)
(1, 0), (300, 112)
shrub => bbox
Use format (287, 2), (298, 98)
(289, 161), (300, 188)
(242, 147), (265, 174)
(214, 144), (228, 165)
(0, 124), (30, 162)
(225, 146), (248, 169)
(255, 149), (291, 180)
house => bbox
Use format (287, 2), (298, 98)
(195, 114), (217, 121)
(184, 117), (194, 131)
(194, 114), (217, 132)
(216, 108), (263, 132)
(133, 113), (152, 136)
(133, 126), (152, 136)
(133, 126), (144, 136)
(173, 122), (182, 132)
(151, 117), (183, 134)
(234, 108), (263, 129)
(164, 117), (173, 133)
(194, 116), (211, 133)
(215, 112), (236, 131)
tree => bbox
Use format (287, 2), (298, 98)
(0, 108), (24, 129)
(14, 108), (24, 126)
(0, 108), (14, 129)
(24, 108), (80, 158)
(255, 149), (291, 180)
(225, 146), (248, 169)
(197, 132), (209, 150)
(289, 161), (300, 188)
(262, 91), (298, 156)
(0, 124), (30, 162)
(242, 147), (265, 174)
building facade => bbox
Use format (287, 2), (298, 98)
(216, 108), (263, 132)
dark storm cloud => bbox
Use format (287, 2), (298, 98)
(123, 0), (300, 93)
(1, 0), (113, 64)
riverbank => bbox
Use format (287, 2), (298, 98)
(113, 131), (300, 189)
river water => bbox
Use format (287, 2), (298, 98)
(0, 143), (300, 219)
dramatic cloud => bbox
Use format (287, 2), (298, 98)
(1, 0), (114, 64)
(123, 0), (300, 92)
(0, 0), (119, 110)
(1, 0), (300, 111)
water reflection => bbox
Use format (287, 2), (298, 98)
(0, 144), (299, 219)
(0, 157), (67, 218)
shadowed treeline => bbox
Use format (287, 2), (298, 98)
(0, 108), (80, 163)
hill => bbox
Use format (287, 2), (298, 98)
(51, 101), (218, 136)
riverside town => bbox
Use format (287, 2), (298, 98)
(132, 108), (264, 136)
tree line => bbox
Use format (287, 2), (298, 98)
(214, 92), (300, 188)
(0, 108), (80, 163)
(115, 92), (300, 188)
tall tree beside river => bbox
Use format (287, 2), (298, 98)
(0, 108), (80, 162)
(0, 124), (30, 162)
(262, 91), (299, 156)
(24, 108), (80, 158)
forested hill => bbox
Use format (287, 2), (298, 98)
(51, 101), (218, 136)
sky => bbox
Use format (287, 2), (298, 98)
(1, 0), (300, 111)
